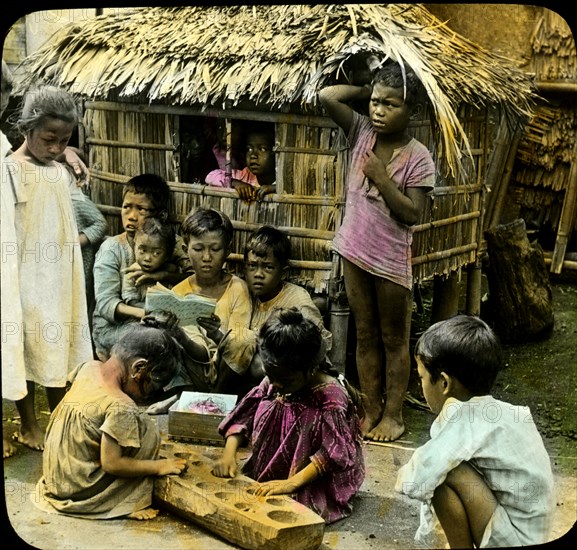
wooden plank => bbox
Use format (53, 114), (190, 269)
(154, 441), (325, 550)
(550, 140), (577, 273)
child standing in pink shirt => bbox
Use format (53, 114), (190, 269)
(319, 61), (436, 442)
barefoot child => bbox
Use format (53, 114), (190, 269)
(35, 322), (187, 519)
(395, 315), (554, 547)
(5, 85), (93, 452)
(1, 60), (27, 458)
(319, 60), (436, 442)
(213, 308), (365, 524)
(122, 217), (175, 308)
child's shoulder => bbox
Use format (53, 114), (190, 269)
(96, 232), (132, 261)
(310, 378), (351, 409)
(227, 273), (250, 292)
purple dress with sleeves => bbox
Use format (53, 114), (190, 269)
(218, 377), (365, 523)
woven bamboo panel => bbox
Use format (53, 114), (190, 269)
(84, 102), (488, 292)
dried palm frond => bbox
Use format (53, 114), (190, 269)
(15, 4), (536, 178)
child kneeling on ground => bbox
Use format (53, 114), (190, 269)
(34, 321), (187, 520)
(213, 307), (365, 524)
(395, 314), (554, 548)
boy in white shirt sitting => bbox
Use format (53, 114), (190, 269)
(396, 314), (554, 548)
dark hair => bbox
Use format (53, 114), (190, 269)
(245, 121), (274, 144)
(111, 324), (182, 394)
(258, 307), (324, 374)
(15, 85), (78, 134)
(371, 62), (424, 106)
(244, 225), (291, 267)
(259, 307), (365, 412)
(122, 173), (170, 214)
(180, 207), (233, 247)
(415, 314), (504, 395)
(134, 217), (176, 253)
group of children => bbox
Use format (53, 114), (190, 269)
(1, 58), (556, 546)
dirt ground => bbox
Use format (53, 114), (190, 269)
(2, 278), (576, 549)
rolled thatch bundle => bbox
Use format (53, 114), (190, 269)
(16, 4), (536, 179)
(530, 8), (577, 81)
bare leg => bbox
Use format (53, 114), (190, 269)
(13, 382), (44, 451)
(342, 259), (384, 435)
(366, 278), (411, 442)
(46, 386), (66, 412)
(432, 462), (498, 548)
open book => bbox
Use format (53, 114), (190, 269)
(144, 283), (217, 327)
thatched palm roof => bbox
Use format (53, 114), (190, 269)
(17, 4), (537, 177)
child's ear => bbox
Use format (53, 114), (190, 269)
(439, 372), (452, 395)
(130, 358), (149, 379)
(158, 209), (169, 223)
(281, 265), (289, 280)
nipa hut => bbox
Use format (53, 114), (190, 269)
(16, 4), (536, 368)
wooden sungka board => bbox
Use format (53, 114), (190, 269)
(154, 441), (325, 550)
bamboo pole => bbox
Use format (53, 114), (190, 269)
(229, 220), (334, 240)
(413, 211), (480, 233)
(95, 205), (335, 241)
(86, 138), (176, 151)
(90, 170), (337, 205)
(412, 243), (478, 266)
(535, 80), (577, 95)
(86, 102), (338, 129)
(550, 139), (577, 273)
(227, 253), (332, 271)
(544, 258), (577, 271)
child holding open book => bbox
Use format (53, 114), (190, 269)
(146, 208), (252, 413)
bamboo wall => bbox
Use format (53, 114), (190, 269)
(84, 100), (488, 296)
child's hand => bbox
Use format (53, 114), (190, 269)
(60, 147), (90, 188)
(212, 456), (238, 478)
(250, 479), (297, 496)
(125, 263), (178, 286)
(232, 181), (257, 202)
(362, 150), (387, 183)
(156, 457), (187, 476)
(197, 314), (223, 344)
(141, 310), (180, 330)
(256, 184), (275, 201)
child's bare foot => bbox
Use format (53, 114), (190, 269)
(11, 428), (45, 451)
(127, 507), (159, 520)
(366, 414), (405, 442)
(3, 433), (17, 458)
(360, 403), (384, 437)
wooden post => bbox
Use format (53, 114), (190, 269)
(550, 140), (577, 274)
(465, 263), (482, 316)
(430, 271), (460, 324)
(485, 127), (523, 230)
(485, 218), (554, 343)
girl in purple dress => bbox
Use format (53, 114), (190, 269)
(213, 307), (365, 523)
